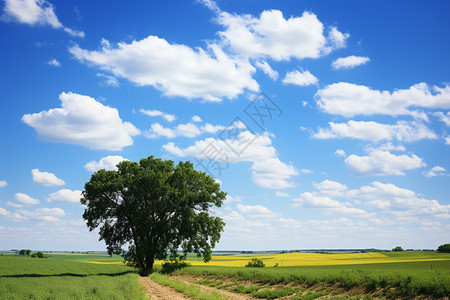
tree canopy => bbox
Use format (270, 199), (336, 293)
(81, 156), (226, 275)
(437, 243), (450, 253)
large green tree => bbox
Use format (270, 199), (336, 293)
(81, 156), (226, 275)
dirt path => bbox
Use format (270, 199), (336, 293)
(139, 276), (194, 300)
(174, 275), (252, 300)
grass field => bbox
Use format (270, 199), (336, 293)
(1, 250), (449, 299)
(0, 253), (146, 300)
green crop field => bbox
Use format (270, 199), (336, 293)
(1, 250), (449, 299)
(0, 252), (146, 300)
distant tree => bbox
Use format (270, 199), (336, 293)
(245, 258), (265, 268)
(36, 251), (45, 258)
(437, 243), (450, 253)
(19, 249), (26, 256)
(26, 249), (31, 256)
(392, 246), (404, 252)
(81, 156), (226, 275)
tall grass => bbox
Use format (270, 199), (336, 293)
(175, 260), (450, 298)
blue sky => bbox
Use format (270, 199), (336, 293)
(0, 0), (449, 251)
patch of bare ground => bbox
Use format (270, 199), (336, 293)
(139, 276), (195, 300)
(173, 275), (252, 300)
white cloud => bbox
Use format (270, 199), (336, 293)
(191, 115), (202, 122)
(69, 37), (258, 102)
(345, 149), (425, 176)
(216, 9), (348, 60)
(293, 192), (369, 216)
(0, 180), (7, 188)
(316, 82), (450, 117)
(84, 155), (128, 172)
(140, 109), (176, 122)
(46, 58), (60, 67)
(163, 131), (297, 189)
(22, 92), (140, 151)
(423, 166), (447, 178)
(313, 120), (437, 142)
(300, 168), (313, 174)
(19, 207), (65, 222)
(331, 55), (370, 70)
(335, 149), (346, 157)
(275, 191), (289, 197)
(314, 180), (348, 197)
(434, 111), (450, 126)
(14, 193), (39, 205)
(255, 60), (279, 80)
(2, 0), (84, 37)
(282, 69), (318, 86)
(351, 181), (450, 217)
(31, 169), (65, 186)
(237, 203), (278, 219)
(6, 202), (22, 208)
(223, 195), (241, 204)
(0, 207), (9, 216)
(96, 73), (119, 87)
(144, 122), (225, 139)
(47, 189), (82, 203)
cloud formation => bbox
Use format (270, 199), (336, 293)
(216, 9), (348, 60)
(163, 130), (297, 189)
(140, 109), (176, 122)
(22, 92), (140, 151)
(47, 189), (82, 203)
(69, 38), (258, 102)
(313, 120), (437, 142)
(282, 69), (318, 86)
(316, 82), (450, 117)
(31, 169), (65, 186)
(84, 155), (128, 172)
(15, 193), (39, 205)
(344, 149), (425, 176)
(331, 55), (370, 69)
(2, 0), (84, 37)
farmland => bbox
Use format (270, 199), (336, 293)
(0, 250), (449, 299)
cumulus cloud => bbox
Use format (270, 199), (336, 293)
(434, 111), (450, 126)
(46, 58), (60, 67)
(282, 69), (318, 86)
(314, 180), (348, 197)
(191, 115), (202, 122)
(293, 191), (369, 216)
(47, 189), (82, 203)
(140, 109), (176, 122)
(2, 0), (84, 37)
(423, 166), (447, 178)
(22, 92), (140, 151)
(335, 149), (346, 157)
(163, 130), (297, 189)
(19, 207), (65, 222)
(237, 203), (278, 219)
(144, 122), (225, 139)
(255, 60), (279, 80)
(84, 155), (128, 172)
(31, 169), (65, 186)
(14, 193), (39, 205)
(331, 55), (370, 70)
(215, 9), (348, 60)
(69, 37), (258, 102)
(96, 73), (119, 87)
(0, 207), (9, 216)
(0, 180), (7, 188)
(351, 181), (450, 217)
(316, 82), (450, 117)
(313, 120), (437, 142)
(344, 149), (425, 176)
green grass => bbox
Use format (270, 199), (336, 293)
(149, 272), (227, 300)
(174, 255), (450, 298)
(0, 254), (146, 300)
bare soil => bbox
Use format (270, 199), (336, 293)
(139, 276), (194, 300)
